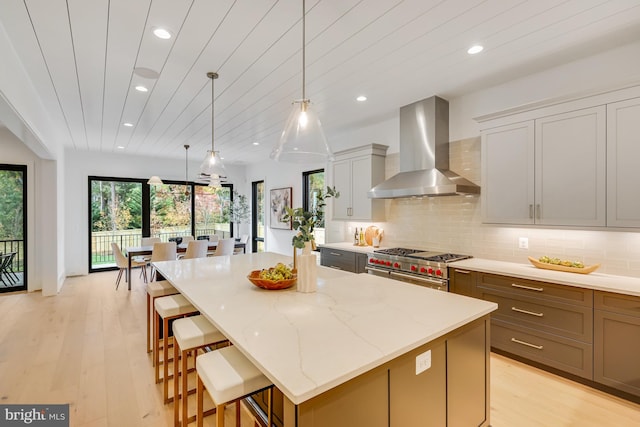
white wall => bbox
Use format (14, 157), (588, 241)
(0, 128), (61, 294)
(64, 148), (247, 276)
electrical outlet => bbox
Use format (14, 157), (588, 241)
(415, 350), (431, 375)
(518, 237), (529, 249)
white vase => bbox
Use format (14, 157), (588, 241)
(297, 241), (317, 293)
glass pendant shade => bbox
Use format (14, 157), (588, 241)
(200, 149), (226, 188)
(147, 175), (163, 185)
(271, 100), (333, 163)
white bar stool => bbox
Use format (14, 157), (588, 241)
(154, 294), (198, 402)
(196, 346), (272, 427)
(173, 315), (227, 426)
(146, 281), (178, 356)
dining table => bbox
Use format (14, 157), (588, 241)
(124, 240), (246, 290)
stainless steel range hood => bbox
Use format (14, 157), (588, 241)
(368, 96), (480, 198)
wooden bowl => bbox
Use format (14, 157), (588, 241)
(527, 256), (600, 274)
(247, 270), (297, 290)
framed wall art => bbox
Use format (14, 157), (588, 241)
(270, 187), (292, 229)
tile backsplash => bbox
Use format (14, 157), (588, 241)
(340, 137), (640, 278)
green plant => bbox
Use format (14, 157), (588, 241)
(230, 191), (250, 236)
(282, 186), (339, 249)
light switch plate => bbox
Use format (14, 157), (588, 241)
(518, 237), (529, 249)
(415, 350), (431, 375)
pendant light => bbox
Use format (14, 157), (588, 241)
(184, 144), (191, 197)
(270, 0), (333, 163)
(199, 71), (227, 188)
(147, 175), (163, 185)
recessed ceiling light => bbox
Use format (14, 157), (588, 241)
(152, 27), (172, 40)
(467, 45), (484, 55)
(252, 142), (260, 146)
(117, 145), (125, 150)
(135, 85), (148, 92)
(123, 122), (134, 127)
(356, 95), (367, 102)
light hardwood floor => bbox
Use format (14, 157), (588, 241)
(1, 270), (639, 427)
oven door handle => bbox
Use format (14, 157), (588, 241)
(365, 266), (390, 275)
(389, 271), (445, 286)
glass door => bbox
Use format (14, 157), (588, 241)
(194, 184), (231, 240)
(89, 177), (143, 271)
(0, 164), (27, 292)
(252, 181), (265, 252)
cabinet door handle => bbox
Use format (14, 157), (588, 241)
(511, 337), (543, 350)
(329, 252), (342, 256)
(536, 204), (541, 220)
(329, 265), (343, 270)
(454, 269), (470, 274)
(529, 204), (534, 219)
(511, 306), (544, 317)
(511, 283), (544, 292)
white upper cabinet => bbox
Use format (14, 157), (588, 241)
(331, 144), (387, 221)
(481, 121), (535, 224)
(607, 98), (640, 227)
(534, 106), (606, 226)
(481, 106), (606, 226)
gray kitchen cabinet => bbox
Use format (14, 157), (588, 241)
(320, 247), (367, 273)
(594, 291), (640, 398)
(449, 267), (477, 297)
(481, 106), (606, 226)
(607, 97), (640, 227)
(331, 144), (387, 221)
(476, 272), (594, 379)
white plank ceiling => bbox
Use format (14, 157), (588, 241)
(1, 0), (640, 165)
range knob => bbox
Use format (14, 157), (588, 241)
(369, 258), (375, 264)
(410, 265), (417, 272)
(393, 262), (400, 268)
(427, 267), (434, 275)
(420, 267), (427, 273)
(386, 261), (392, 267)
(436, 269), (442, 276)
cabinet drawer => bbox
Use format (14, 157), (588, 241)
(492, 320), (593, 379)
(478, 288), (593, 343)
(320, 248), (357, 273)
(477, 272), (592, 306)
(594, 291), (640, 317)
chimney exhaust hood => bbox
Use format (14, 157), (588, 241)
(368, 96), (480, 199)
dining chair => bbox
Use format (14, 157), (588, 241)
(206, 234), (220, 256)
(111, 243), (147, 290)
(181, 235), (194, 243)
(233, 234), (249, 255)
(141, 237), (161, 246)
(180, 240), (208, 260)
(0, 253), (13, 286)
(4, 252), (19, 282)
(213, 238), (235, 257)
(149, 242), (177, 281)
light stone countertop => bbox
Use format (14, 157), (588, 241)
(153, 252), (497, 404)
(451, 258), (640, 297)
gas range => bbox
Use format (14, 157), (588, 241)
(366, 247), (472, 290)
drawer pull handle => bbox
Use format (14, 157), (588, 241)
(329, 266), (343, 270)
(512, 306), (544, 317)
(329, 252), (342, 256)
(454, 269), (470, 274)
(511, 283), (544, 292)
(511, 337), (543, 350)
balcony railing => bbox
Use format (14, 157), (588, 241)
(91, 227), (232, 268)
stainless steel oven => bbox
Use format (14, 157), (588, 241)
(365, 248), (471, 292)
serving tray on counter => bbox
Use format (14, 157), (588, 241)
(528, 256), (600, 274)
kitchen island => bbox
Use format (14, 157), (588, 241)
(153, 252), (497, 427)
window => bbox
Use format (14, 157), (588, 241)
(88, 176), (232, 271)
(0, 164), (27, 292)
(252, 181), (265, 252)
(302, 169), (325, 244)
